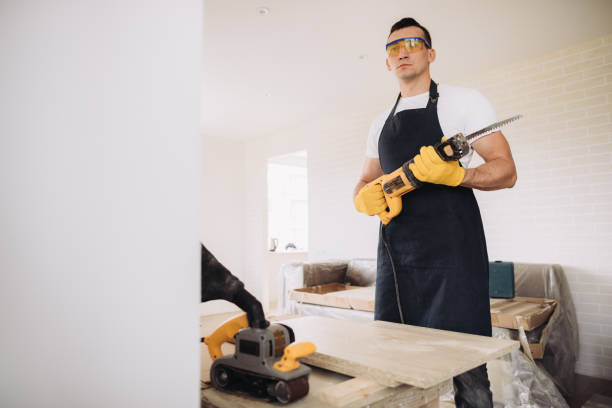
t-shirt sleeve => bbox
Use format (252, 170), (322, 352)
(463, 90), (498, 144)
(365, 113), (386, 158)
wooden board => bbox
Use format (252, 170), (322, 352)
(489, 297), (556, 330)
(278, 316), (519, 389)
(318, 377), (451, 407)
(291, 284), (375, 312)
(293, 283), (359, 295)
(329, 286), (375, 312)
(202, 376), (451, 408)
(319, 377), (388, 406)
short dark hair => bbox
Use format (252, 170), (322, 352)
(389, 18), (432, 47)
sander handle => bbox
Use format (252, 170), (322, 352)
(273, 341), (316, 372)
(203, 313), (248, 360)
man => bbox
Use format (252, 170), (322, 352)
(353, 18), (516, 408)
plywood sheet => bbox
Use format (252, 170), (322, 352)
(291, 285), (375, 312)
(278, 316), (519, 389)
(331, 286), (375, 312)
(202, 377), (450, 408)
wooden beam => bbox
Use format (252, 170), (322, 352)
(320, 377), (388, 407)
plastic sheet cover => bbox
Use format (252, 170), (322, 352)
(487, 330), (569, 407)
(513, 263), (579, 398)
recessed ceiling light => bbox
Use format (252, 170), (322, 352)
(256, 7), (269, 16)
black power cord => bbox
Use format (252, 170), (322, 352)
(380, 223), (405, 324)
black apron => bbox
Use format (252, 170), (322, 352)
(374, 80), (492, 337)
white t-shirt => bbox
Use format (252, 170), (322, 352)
(366, 83), (497, 168)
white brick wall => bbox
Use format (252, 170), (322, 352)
(240, 34), (612, 379)
(455, 34), (612, 379)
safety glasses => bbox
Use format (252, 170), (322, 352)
(385, 37), (431, 57)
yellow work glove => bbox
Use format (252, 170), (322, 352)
(409, 138), (465, 186)
(354, 183), (387, 216)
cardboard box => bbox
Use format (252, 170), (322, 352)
(528, 338), (547, 359)
(490, 297), (557, 331)
(490, 297), (557, 360)
(518, 309), (556, 360)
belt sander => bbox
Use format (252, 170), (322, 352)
(204, 314), (316, 404)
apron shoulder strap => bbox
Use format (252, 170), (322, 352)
(387, 92), (402, 120)
(426, 80), (439, 107)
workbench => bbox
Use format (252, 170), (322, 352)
(200, 314), (518, 408)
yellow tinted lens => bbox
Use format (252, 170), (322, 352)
(387, 38), (426, 56)
(386, 43), (400, 57)
(405, 38), (425, 52)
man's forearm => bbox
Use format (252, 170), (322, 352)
(353, 180), (367, 198)
(460, 158), (517, 191)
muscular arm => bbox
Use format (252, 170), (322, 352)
(353, 157), (384, 197)
(460, 131), (517, 191)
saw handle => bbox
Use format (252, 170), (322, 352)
(273, 341), (316, 372)
(378, 194), (402, 225)
(365, 173), (401, 226)
(372, 165), (420, 225)
(204, 313), (248, 360)
(434, 133), (471, 161)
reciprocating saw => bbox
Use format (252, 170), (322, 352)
(370, 115), (522, 225)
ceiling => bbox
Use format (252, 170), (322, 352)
(202, 0), (612, 141)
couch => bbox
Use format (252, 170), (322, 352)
(279, 258), (377, 321)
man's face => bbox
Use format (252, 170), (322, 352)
(385, 26), (436, 81)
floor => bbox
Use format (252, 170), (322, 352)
(568, 374), (612, 408)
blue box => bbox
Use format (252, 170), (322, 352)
(489, 261), (515, 299)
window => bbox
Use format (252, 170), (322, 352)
(267, 151), (308, 252)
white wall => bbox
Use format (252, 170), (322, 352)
(457, 34), (612, 379)
(242, 34), (612, 379)
(265, 251), (308, 310)
(200, 135), (246, 315)
(244, 110), (382, 270)
(0, 1), (202, 407)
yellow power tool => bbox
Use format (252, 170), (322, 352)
(204, 313), (316, 404)
(371, 115), (522, 225)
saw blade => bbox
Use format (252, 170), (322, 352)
(465, 114), (522, 141)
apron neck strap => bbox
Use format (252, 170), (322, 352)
(426, 80), (439, 107)
(389, 79), (439, 117)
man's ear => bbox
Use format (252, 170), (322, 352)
(386, 58), (391, 71)
(428, 49), (436, 63)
